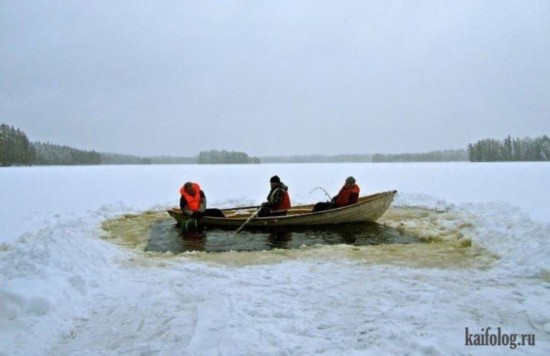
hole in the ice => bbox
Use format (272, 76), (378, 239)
(100, 211), (420, 254)
(101, 208), (497, 269)
(145, 220), (421, 253)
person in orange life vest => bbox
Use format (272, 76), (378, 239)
(179, 182), (206, 219)
(312, 176), (360, 212)
(334, 176), (360, 206)
(258, 175), (291, 217)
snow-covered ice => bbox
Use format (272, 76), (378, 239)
(1, 162), (549, 355)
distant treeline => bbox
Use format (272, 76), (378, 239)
(100, 152), (152, 165)
(104, 151), (261, 165)
(261, 154), (372, 163)
(0, 123), (97, 166)
(150, 156), (197, 164)
(198, 150), (260, 164)
(468, 135), (550, 162)
(34, 142), (101, 165)
(372, 149), (468, 162)
(261, 151), (468, 163)
(0, 123), (35, 166)
(3, 122), (549, 166)
(1, 123), (260, 166)
(101, 151), (256, 165)
(99, 153), (197, 165)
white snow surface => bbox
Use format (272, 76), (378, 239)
(1, 163), (549, 355)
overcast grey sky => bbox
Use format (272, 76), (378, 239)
(1, 0), (549, 157)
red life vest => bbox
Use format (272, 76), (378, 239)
(180, 183), (202, 212)
(272, 188), (291, 211)
(335, 184), (360, 207)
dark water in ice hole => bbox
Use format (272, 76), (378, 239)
(145, 220), (421, 253)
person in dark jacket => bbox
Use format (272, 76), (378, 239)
(312, 176), (361, 212)
(258, 175), (292, 217)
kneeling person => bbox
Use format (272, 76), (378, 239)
(179, 182), (224, 219)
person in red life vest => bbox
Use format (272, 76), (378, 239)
(180, 182), (206, 219)
(258, 175), (291, 217)
(334, 176), (360, 207)
(312, 176), (360, 212)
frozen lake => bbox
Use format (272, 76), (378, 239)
(1, 162), (549, 354)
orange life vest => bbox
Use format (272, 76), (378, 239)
(272, 188), (291, 211)
(335, 184), (360, 207)
(180, 183), (202, 212)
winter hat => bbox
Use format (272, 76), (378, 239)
(270, 175), (281, 183)
(345, 176), (356, 185)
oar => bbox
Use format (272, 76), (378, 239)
(235, 207), (261, 234)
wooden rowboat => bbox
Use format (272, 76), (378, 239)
(167, 190), (397, 229)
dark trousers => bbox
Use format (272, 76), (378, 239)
(202, 208), (225, 217)
(312, 202), (337, 212)
(258, 206), (287, 217)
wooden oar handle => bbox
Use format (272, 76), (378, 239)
(235, 208), (261, 233)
